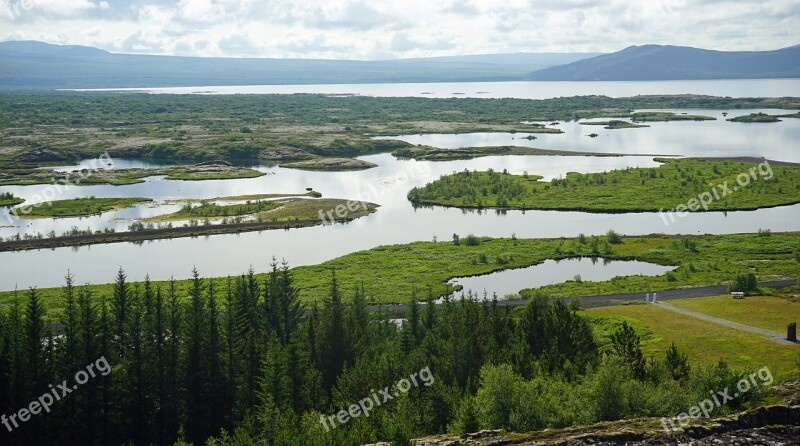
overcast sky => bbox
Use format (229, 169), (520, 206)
(1, 0), (798, 59)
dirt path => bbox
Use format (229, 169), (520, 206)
(655, 302), (797, 345)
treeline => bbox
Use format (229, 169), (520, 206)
(0, 264), (765, 445)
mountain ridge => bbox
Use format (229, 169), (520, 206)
(528, 44), (800, 80)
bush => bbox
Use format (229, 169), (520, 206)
(464, 234), (480, 246)
(606, 230), (623, 244)
(729, 273), (758, 293)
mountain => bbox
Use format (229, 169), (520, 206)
(0, 41), (598, 89)
(528, 44), (800, 81)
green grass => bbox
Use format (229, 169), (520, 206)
(408, 158), (800, 212)
(580, 120), (649, 129)
(0, 192), (23, 207)
(2, 232), (798, 318)
(145, 199), (283, 222)
(0, 165), (266, 186)
(668, 294), (800, 333)
(1, 92), (799, 178)
(279, 158), (378, 171)
(588, 304), (800, 379)
(12, 197), (151, 218)
(630, 111), (716, 122)
(727, 112), (782, 123)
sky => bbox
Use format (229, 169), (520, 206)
(0, 0), (798, 59)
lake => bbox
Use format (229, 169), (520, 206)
(71, 79), (800, 99)
(2, 79), (799, 291)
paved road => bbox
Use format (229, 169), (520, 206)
(656, 302), (797, 345)
(370, 279), (798, 316)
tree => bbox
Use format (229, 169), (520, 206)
(609, 321), (645, 379)
(320, 271), (346, 392)
(665, 342), (690, 381)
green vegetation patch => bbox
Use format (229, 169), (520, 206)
(589, 304), (799, 378)
(7, 232), (797, 313)
(630, 111), (716, 122)
(668, 294), (800, 333)
(0, 164), (265, 186)
(408, 158), (800, 212)
(727, 112), (782, 123)
(580, 120), (649, 129)
(145, 199), (283, 222)
(12, 197), (151, 218)
(279, 157), (377, 171)
(0, 192), (24, 207)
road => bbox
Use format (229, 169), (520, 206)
(370, 279), (798, 315)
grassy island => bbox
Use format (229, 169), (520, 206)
(408, 158), (800, 212)
(12, 197), (152, 218)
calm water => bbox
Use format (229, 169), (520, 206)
(375, 109), (800, 162)
(71, 79), (800, 99)
(447, 258), (674, 299)
(2, 79), (799, 291)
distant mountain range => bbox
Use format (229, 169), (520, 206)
(0, 41), (597, 89)
(1, 40), (798, 89)
(528, 44), (800, 81)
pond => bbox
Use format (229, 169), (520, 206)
(445, 258), (674, 299)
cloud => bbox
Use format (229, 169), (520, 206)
(0, 0), (797, 58)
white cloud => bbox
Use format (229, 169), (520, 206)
(0, 0), (797, 58)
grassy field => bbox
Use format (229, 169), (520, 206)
(408, 158), (800, 212)
(12, 197), (151, 218)
(3, 232), (798, 317)
(667, 293), (800, 333)
(588, 304), (800, 379)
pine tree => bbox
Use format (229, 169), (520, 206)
(185, 267), (208, 445)
(610, 321), (646, 379)
(320, 271), (346, 392)
(665, 342), (690, 381)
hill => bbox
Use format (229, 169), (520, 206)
(0, 40), (596, 89)
(528, 44), (800, 80)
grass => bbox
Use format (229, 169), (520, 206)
(0, 192), (23, 207)
(145, 199), (283, 222)
(667, 293), (800, 333)
(2, 92), (800, 181)
(279, 158), (377, 171)
(579, 120), (649, 129)
(630, 111), (716, 122)
(0, 165), (266, 186)
(408, 158), (800, 212)
(3, 232), (798, 317)
(588, 304), (800, 379)
(12, 197), (151, 218)
(727, 112), (782, 123)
